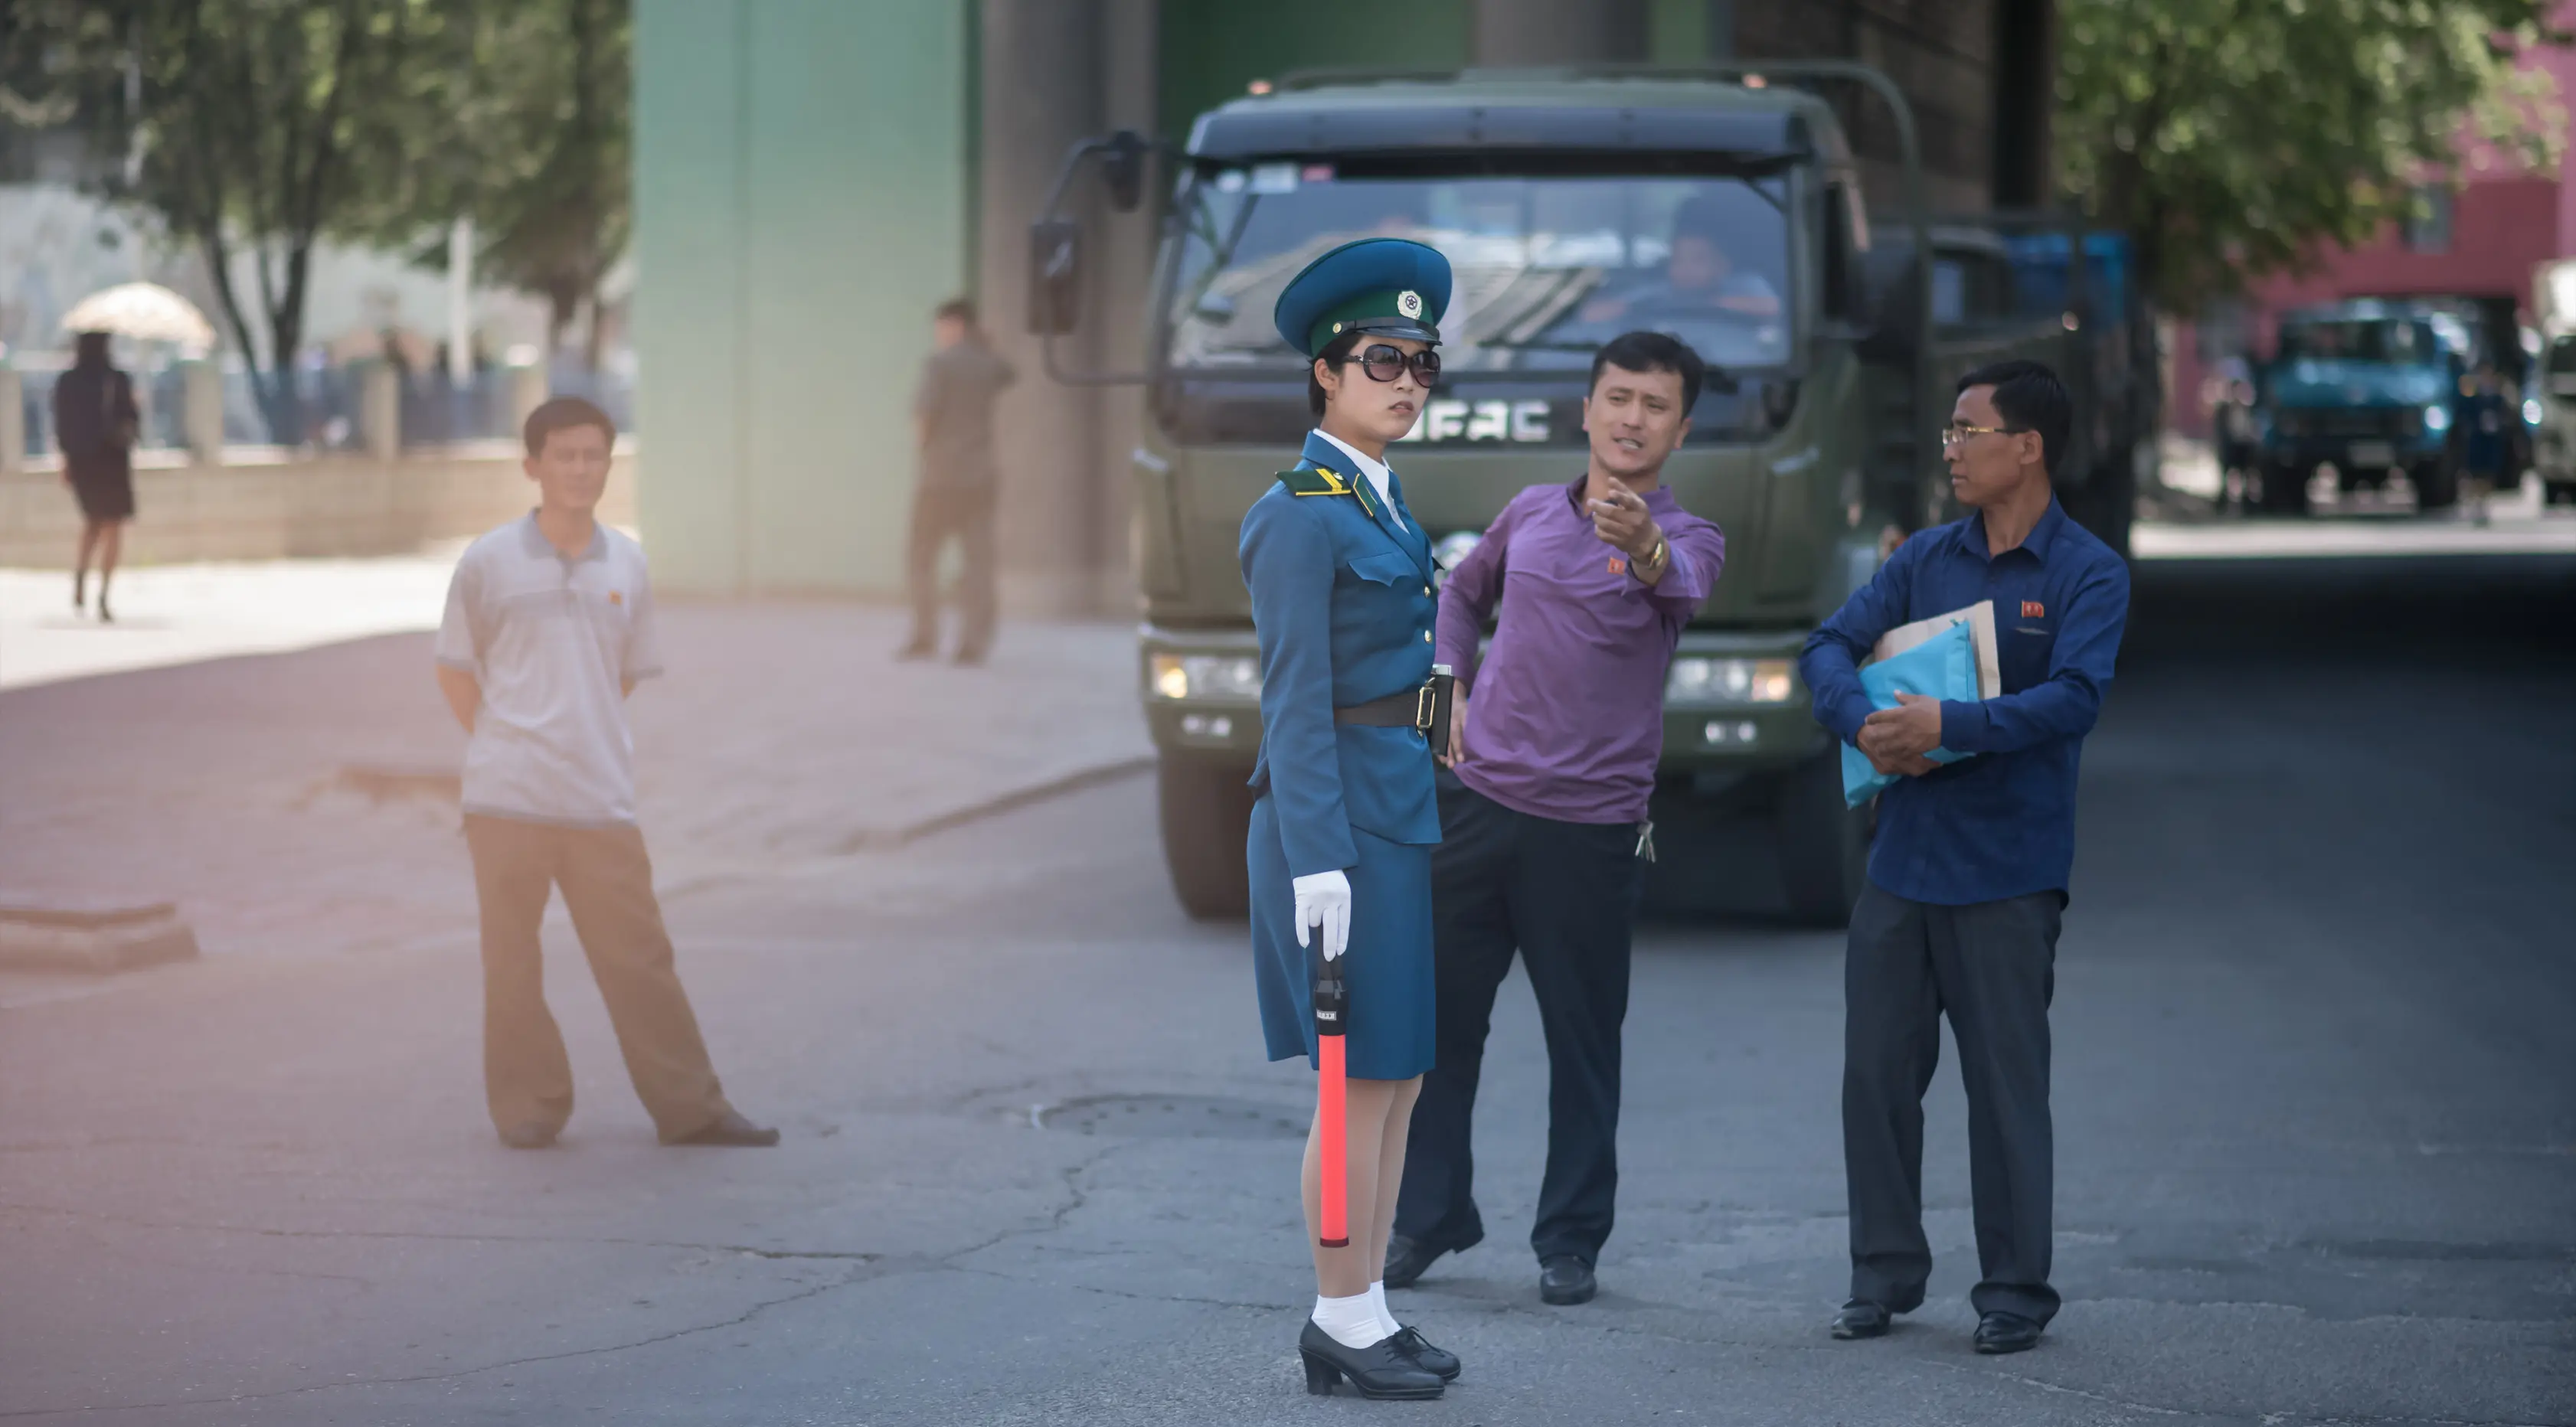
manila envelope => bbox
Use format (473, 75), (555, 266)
(1871, 600), (2002, 700)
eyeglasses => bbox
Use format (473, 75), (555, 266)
(1940, 423), (2025, 449)
(1344, 344), (1441, 386)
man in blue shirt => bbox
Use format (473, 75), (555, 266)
(1798, 360), (2130, 1357)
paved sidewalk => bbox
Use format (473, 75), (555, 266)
(0, 553), (465, 691)
(0, 591), (1149, 979)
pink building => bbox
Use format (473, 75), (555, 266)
(2175, 20), (2572, 435)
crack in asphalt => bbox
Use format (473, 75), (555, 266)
(0, 1144), (1137, 1419)
(0, 1265), (879, 1419)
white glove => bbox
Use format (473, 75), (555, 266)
(1291, 869), (1352, 962)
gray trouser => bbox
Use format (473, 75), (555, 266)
(463, 815), (733, 1144)
(1842, 881), (2063, 1324)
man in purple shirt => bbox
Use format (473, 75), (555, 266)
(1387, 332), (1726, 1307)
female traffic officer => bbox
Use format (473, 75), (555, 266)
(1240, 237), (1457, 1400)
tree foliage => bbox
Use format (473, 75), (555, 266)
(2057, 0), (2567, 313)
(2, 0), (630, 440)
(5, 0), (456, 436)
(362, 0), (630, 365)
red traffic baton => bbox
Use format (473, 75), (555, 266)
(1314, 948), (1350, 1248)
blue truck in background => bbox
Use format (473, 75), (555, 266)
(2248, 299), (2472, 514)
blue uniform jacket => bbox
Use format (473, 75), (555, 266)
(1241, 430), (1443, 877)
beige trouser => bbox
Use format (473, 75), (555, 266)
(463, 815), (732, 1143)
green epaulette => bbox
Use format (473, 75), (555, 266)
(1278, 465), (1377, 520)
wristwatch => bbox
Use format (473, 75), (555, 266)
(1637, 533), (1669, 579)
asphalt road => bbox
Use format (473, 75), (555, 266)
(2, 549), (2571, 1425)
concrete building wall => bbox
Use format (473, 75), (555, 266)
(1734, 0), (2009, 214)
(632, 1), (970, 596)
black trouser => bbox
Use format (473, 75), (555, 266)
(1843, 880), (2063, 1324)
(904, 482), (996, 656)
(1396, 779), (1644, 1266)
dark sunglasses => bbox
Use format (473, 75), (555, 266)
(1342, 343), (1440, 386)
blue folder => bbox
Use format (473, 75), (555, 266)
(1839, 619), (1979, 808)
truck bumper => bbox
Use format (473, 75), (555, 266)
(2261, 433), (2447, 469)
(1137, 624), (1826, 775)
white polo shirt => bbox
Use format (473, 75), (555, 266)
(436, 514), (663, 827)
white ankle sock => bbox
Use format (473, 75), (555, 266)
(1368, 1281), (1401, 1336)
(1312, 1290), (1388, 1350)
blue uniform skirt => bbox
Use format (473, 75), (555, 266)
(1248, 794), (1436, 1081)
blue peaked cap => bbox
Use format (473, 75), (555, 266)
(1272, 237), (1453, 358)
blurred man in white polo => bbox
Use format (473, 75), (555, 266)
(434, 397), (776, 1151)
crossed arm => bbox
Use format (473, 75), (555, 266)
(434, 667), (637, 735)
(1800, 543), (2130, 775)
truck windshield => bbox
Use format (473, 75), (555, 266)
(2279, 318), (2440, 365)
(1165, 165), (1794, 377)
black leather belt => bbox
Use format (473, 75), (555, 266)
(1335, 682), (1438, 731)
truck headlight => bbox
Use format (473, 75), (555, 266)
(1149, 654), (1261, 700)
(1666, 658), (1795, 704)
(2526, 398), (2544, 427)
(2423, 403), (2450, 434)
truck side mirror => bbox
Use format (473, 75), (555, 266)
(1857, 250), (1924, 363)
(1100, 130), (1151, 214)
(1821, 184), (1857, 322)
(1028, 218), (1083, 335)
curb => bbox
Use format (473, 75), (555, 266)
(830, 755), (1156, 854)
(0, 898), (201, 975)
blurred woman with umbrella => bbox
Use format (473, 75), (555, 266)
(51, 282), (215, 622)
(51, 330), (140, 622)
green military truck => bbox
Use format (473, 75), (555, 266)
(1031, 65), (2143, 925)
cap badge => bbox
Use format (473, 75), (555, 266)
(1397, 289), (1423, 319)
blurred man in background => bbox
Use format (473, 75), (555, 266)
(1581, 194), (1783, 325)
(900, 297), (1017, 666)
(2458, 364), (2513, 526)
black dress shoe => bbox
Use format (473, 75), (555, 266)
(497, 1121), (558, 1150)
(1388, 1325), (1460, 1381)
(1830, 1298), (1893, 1339)
(1973, 1310), (2044, 1355)
(1382, 1233), (1447, 1289)
(669, 1110), (780, 1147)
(1538, 1254), (1597, 1305)
(1299, 1321), (1443, 1399)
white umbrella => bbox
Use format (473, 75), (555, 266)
(60, 282), (218, 351)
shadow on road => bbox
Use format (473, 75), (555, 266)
(2127, 551), (2576, 665)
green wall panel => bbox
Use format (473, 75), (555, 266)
(632, 0), (746, 593)
(635, 0), (970, 596)
(1156, 0), (1472, 142)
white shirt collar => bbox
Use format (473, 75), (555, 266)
(1311, 429), (1401, 527)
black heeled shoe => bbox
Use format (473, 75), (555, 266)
(1388, 1324), (1460, 1381)
(1298, 1321), (1443, 1399)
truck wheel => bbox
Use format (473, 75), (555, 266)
(2412, 457), (2459, 511)
(1158, 756), (1253, 920)
(1776, 748), (1872, 927)
(2257, 463), (2311, 514)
